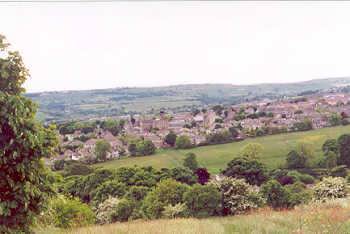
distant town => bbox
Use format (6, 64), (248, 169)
(54, 91), (350, 164)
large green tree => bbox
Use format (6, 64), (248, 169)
(338, 134), (350, 167)
(0, 35), (58, 232)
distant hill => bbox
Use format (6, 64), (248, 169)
(26, 77), (350, 122)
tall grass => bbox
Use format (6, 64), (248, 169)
(40, 198), (350, 234)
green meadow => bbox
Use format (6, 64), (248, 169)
(94, 125), (350, 174)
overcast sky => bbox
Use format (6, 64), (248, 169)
(1, 2), (350, 92)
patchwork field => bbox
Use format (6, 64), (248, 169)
(94, 125), (350, 173)
(39, 198), (350, 234)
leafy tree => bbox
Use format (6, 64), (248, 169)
(128, 143), (138, 156)
(165, 131), (177, 147)
(196, 168), (211, 185)
(95, 140), (111, 161)
(91, 180), (127, 206)
(329, 113), (342, 126)
(170, 167), (197, 185)
(183, 184), (220, 218)
(240, 143), (264, 159)
(136, 140), (156, 156)
(322, 139), (339, 155)
(338, 134), (350, 167)
(183, 152), (199, 171)
(222, 157), (268, 186)
(125, 186), (150, 202)
(141, 179), (189, 219)
(286, 150), (307, 169)
(0, 34), (59, 233)
(175, 135), (192, 149)
(321, 151), (338, 169)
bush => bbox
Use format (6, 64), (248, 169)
(183, 184), (221, 218)
(165, 131), (177, 147)
(52, 159), (65, 171)
(63, 161), (94, 176)
(330, 165), (348, 178)
(314, 177), (347, 202)
(284, 182), (312, 207)
(222, 157), (268, 186)
(170, 167), (197, 185)
(298, 173), (315, 184)
(96, 197), (120, 224)
(175, 135), (192, 149)
(183, 152), (199, 171)
(125, 186), (150, 202)
(196, 168), (211, 185)
(213, 177), (264, 215)
(141, 179), (189, 219)
(48, 195), (95, 228)
(260, 180), (291, 209)
(286, 150), (307, 169)
(162, 203), (187, 219)
(338, 134), (350, 167)
(111, 199), (135, 222)
(136, 140), (156, 156)
(322, 139), (339, 154)
(91, 180), (127, 206)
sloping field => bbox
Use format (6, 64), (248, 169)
(40, 198), (350, 234)
(94, 125), (350, 173)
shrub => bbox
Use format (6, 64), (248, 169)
(260, 180), (291, 209)
(52, 159), (65, 171)
(213, 177), (264, 215)
(96, 197), (120, 224)
(170, 167), (197, 185)
(286, 150), (307, 169)
(125, 186), (150, 202)
(128, 143), (138, 156)
(338, 134), (350, 167)
(196, 168), (211, 185)
(322, 139), (339, 154)
(320, 151), (338, 169)
(240, 143), (264, 159)
(136, 140), (156, 156)
(298, 173), (315, 184)
(314, 177), (347, 202)
(165, 131), (177, 146)
(141, 179), (189, 219)
(183, 152), (199, 171)
(330, 165), (348, 178)
(183, 184), (221, 218)
(175, 135), (192, 149)
(111, 199), (135, 222)
(49, 195), (95, 228)
(63, 161), (94, 176)
(222, 157), (268, 186)
(91, 180), (127, 206)
(284, 182), (312, 207)
(162, 203), (187, 219)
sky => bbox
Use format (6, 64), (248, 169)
(1, 2), (350, 92)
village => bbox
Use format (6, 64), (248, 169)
(57, 92), (350, 164)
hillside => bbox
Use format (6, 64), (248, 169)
(94, 125), (350, 173)
(38, 198), (350, 234)
(26, 77), (350, 122)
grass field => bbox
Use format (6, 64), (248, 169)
(39, 198), (350, 234)
(94, 125), (350, 174)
